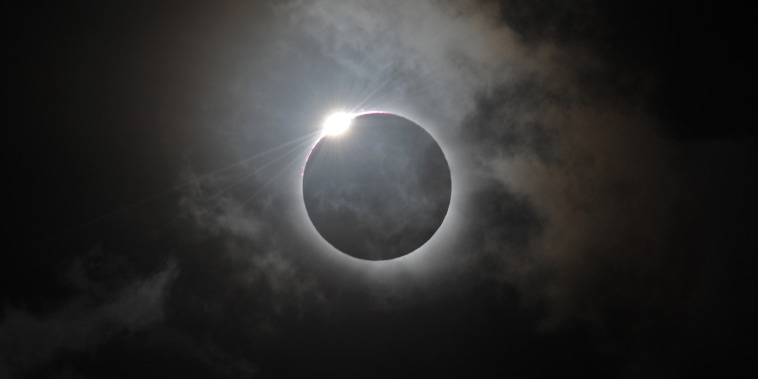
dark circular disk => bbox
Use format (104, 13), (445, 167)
(302, 113), (451, 261)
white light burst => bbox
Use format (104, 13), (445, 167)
(321, 112), (353, 137)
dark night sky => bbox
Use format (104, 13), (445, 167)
(4, 1), (756, 378)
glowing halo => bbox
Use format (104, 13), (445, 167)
(303, 112), (451, 261)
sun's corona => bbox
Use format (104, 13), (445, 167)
(322, 112), (353, 137)
(304, 112), (451, 261)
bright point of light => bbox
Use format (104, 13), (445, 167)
(322, 112), (353, 136)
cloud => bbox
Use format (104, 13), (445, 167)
(0, 259), (178, 377)
(285, 0), (533, 126)
(167, 1), (746, 346)
(195, 0), (578, 315)
(176, 165), (325, 330)
(282, 0), (705, 334)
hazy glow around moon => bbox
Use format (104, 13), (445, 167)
(303, 112), (451, 261)
(322, 112), (353, 136)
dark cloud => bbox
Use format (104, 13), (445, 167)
(0, 258), (177, 377)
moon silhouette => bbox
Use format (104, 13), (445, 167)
(302, 112), (452, 261)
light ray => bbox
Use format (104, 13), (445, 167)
(242, 147), (308, 208)
(19, 130), (322, 252)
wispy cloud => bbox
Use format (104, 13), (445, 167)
(0, 260), (178, 376)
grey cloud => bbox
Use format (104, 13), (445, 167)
(286, 0), (702, 332)
(177, 166), (325, 328)
(0, 260), (178, 376)
(458, 75), (716, 344)
(174, 0), (713, 337)
(288, 0), (533, 125)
